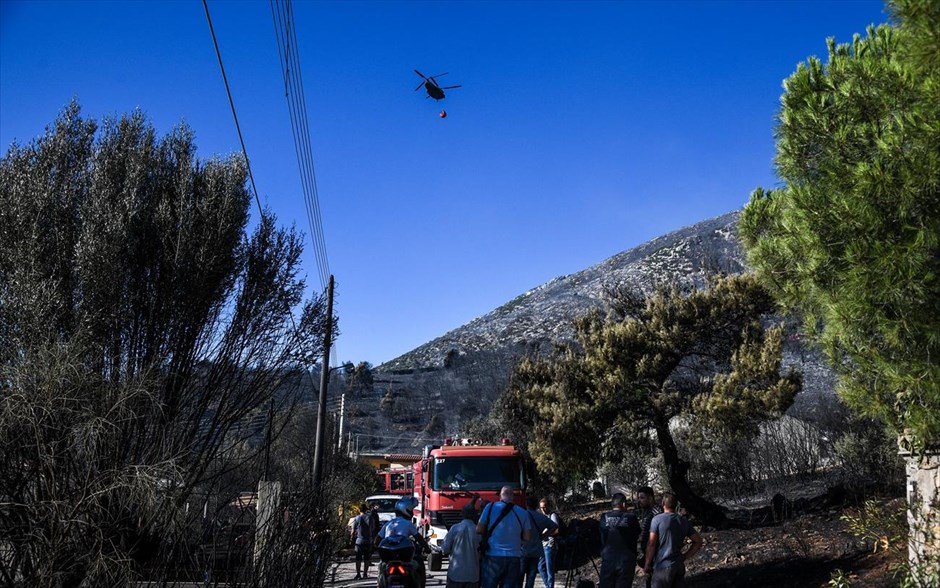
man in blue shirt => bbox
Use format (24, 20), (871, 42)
(377, 497), (429, 587)
(476, 486), (532, 588)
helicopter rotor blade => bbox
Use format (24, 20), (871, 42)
(414, 69), (429, 80)
(414, 81), (426, 92)
(440, 85), (461, 90)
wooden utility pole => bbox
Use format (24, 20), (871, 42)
(312, 275), (334, 490)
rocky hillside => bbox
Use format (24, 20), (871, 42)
(381, 211), (746, 371)
(345, 210), (837, 454)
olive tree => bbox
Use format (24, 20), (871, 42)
(502, 274), (800, 527)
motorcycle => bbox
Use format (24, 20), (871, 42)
(376, 534), (426, 588)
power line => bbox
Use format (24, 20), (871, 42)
(202, 0), (326, 371)
(270, 0), (339, 368)
(205, 0), (338, 370)
(270, 0), (331, 292)
(201, 0), (264, 220)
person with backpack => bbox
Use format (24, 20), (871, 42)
(476, 486), (533, 588)
(537, 497), (563, 588)
(643, 493), (703, 588)
(351, 502), (376, 579)
(521, 496), (558, 588)
(598, 492), (641, 588)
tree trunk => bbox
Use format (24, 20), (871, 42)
(653, 418), (729, 529)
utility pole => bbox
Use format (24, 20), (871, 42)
(337, 391), (346, 450)
(312, 275), (334, 490)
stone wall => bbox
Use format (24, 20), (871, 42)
(900, 439), (940, 584)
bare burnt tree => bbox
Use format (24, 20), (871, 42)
(0, 104), (335, 586)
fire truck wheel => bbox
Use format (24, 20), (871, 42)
(427, 550), (443, 572)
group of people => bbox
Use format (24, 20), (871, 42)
(442, 486), (562, 588)
(351, 496), (431, 582)
(598, 487), (702, 588)
(351, 485), (702, 588)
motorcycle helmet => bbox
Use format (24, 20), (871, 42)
(395, 496), (418, 519)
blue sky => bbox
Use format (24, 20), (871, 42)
(1, 1), (888, 366)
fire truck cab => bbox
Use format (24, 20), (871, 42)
(415, 438), (527, 571)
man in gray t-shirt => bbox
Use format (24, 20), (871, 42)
(643, 493), (703, 588)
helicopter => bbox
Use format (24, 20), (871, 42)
(414, 69), (461, 101)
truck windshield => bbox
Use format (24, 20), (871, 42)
(432, 456), (524, 491)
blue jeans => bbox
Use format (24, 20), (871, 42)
(482, 555), (522, 588)
(520, 555), (540, 588)
(538, 545), (556, 588)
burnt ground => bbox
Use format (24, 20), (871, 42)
(559, 497), (906, 588)
(684, 509), (902, 587)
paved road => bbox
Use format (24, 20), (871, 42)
(326, 555), (570, 588)
(326, 555), (446, 587)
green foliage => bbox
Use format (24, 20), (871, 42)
(739, 2), (940, 449)
(841, 499), (907, 554)
(344, 361), (375, 397)
(503, 348), (601, 490)
(501, 274), (800, 525)
(829, 569), (855, 588)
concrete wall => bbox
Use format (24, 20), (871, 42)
(901, 442), (940, 583)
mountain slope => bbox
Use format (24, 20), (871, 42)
(349, 210), (836, 455)
(381, 211), (745, 371)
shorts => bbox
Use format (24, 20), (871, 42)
(355, 543), (373, 562)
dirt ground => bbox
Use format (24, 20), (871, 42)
(683, 508), (903, 587)
(561, 498), (906, 588)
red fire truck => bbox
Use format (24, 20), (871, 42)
(375, 465), (415, 495)
(414, 438), (527, 571)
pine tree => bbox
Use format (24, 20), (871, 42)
(739, 1), (940, 450)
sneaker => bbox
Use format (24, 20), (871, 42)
(354, 573), (361, 580)
(363, 572), (368, 578)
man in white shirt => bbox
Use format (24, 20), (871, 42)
(442, 502), (482, 588)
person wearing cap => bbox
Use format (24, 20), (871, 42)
(441, 501), (482, 588)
